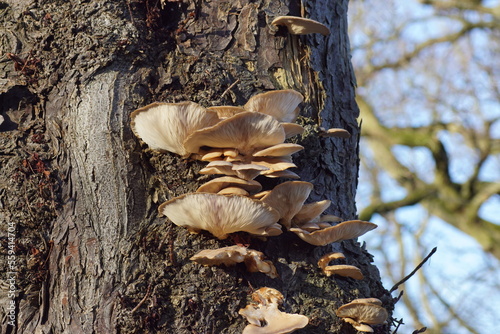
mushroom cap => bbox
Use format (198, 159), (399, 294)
(336, 302), (388, 325)
(207, 106), (246, 119)
(261, 181), (314, 229)
(183, 112), (286, 156)
(190, 245), (278, 278)
(319, 127), (351, 138)
(264, 170), (301, 179)
(253, 143), (304, 157)
(241, 304), (309, 334)
(199, 161), (266, 180)
(317, 252), (346, 269)
(272, 16), (330, 36)
(244, 90), (304, 123)
(196, 176), (262, 194)
(282, 123), (305, 139)
(292, 200), (331, 226)
(190, 245), (247, 266)
(240, 288), (309, 334)
(158, 193), (281, 239)
(253, 157), (297, 175)
(323, 265), (364, 280)
(130, 102), (219, 156)
(343, 318), (374, 332)
(289, 220), (377, 246)
(217, 187), (250, 196)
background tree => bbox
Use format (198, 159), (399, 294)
(349, 0), (500, 333)
(0, 0), (393, 333)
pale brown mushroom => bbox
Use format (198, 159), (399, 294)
(289, 220), (377, 246)
(158, 193), (281, 239)
(260, 181), (314, 229)
(323, 265), (364, 280)
(282, 123), (305, 139)
(292, 200), (331, 226)
(196, 176), (262, 194)
(239, 287), (309, 334)
(207, 106), (246, 119)
(199, 161), (266, 180)
(263, 170), (301, 179)
(319, 127), (351, 138)
(317, 252), (346, 269)
(130, 102), (219, 157)
(217, 187), (250, 196)
(190, 245), (278, 278)
(336, 298), (388, 332)
(244, 90), (304, 123)
(183, 112), (286, 156)
(272, 16), (330, 36)
(253, 143), (304, 157)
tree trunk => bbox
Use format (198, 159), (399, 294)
(0, 0), (393, 333)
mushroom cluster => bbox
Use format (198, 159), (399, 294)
(239, 287), (309, 333)
(131, 13), (388, 334)
(336, 298), (388, 332)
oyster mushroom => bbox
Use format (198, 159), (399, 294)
(290, 220), (377, 246)
(336, 298), (388, 332)
(272, 16), (330, 36)
(196, 176), (262, 194)
(190, 245), (278, 278)
(158, 193), (282, 239)
(130, 102), (219, 157)
(183, 112), (286, 156)
(244, 90), (304, 123)
(239, 288), (309, 333)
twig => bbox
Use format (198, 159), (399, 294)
(131, 284), (152, 314)
(392, 318), (404, 334)
(220, 79), (240, 98)
(412, 327), (427, 334)
(390, 247), (437, 293)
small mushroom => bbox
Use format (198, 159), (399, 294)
(289, 220), (377, 246)
(260, 181), (314, 229)
(190, 245), (278, 278)
(319, 127), (351, 138)
(239, 287), (309, 334)
(244, 90), (304, 123)
(272, 16), (330, 36)
(130, 102), (219, 157)
(292, 200), (331, 226)
(196, 176), (262, 194)
(253, 143), (304, 157)
(217, 187), (250, 196)
(336, 298), (388, 332)
(317, 252), (363, 279)
(207, 106), (246, 119)
(282, 123), (305, 139)
(158, 193), (281, 239)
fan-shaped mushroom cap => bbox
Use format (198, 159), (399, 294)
(253, 143), (304, 157)
(282, 123), (305, 138)
(317, 252), (346, 269)
(239, 287), (309, 334)
(190, 245), (278, 278)
(344, 318), (375, 333)
(264, 170), (301, 179)
(253, 157), (297, 175)
(200, 148), (224, 161)
(199, 161), (266, 180)
(261, 181), (314, 229)
(183, 112), (286, 156)
(336, 300), (388, 325)
(158, 193), (281, 239)
(319, 127), (351, 138)
(207, 106), (246, 119)
(292, 200), (331, 226)
(272, 16), (330, 36)
(217, 187), (249, 196)
(323, 265), (364, 280)
(289, 220), (377, 246)
(244, 90), (304, 123)
(196, 176), (262, 194)
(130, 102), (219, 156)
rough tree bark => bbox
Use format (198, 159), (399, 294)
(0, 0), (394, 333)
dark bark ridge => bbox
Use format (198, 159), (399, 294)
(0, 0), (394, 333)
